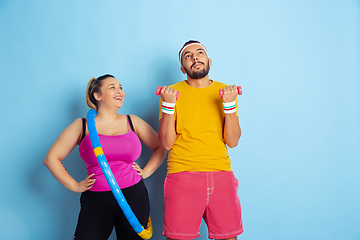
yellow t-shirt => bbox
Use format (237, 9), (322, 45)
(159, 80), (238, 174)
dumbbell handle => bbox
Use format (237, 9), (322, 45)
(219, 86), (242, 98)
(156, 86), (179, 100)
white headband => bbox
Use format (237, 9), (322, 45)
(179, 42), (208, 63)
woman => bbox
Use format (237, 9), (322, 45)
(44, 74), (166, 240)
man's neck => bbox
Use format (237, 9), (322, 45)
(185, 76), (212, 88)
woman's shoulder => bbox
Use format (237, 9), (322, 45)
(127, 114), (151, 130)
(70, 118), (84, 128)
(126, 114), (143, 124)
(60, 118), (84, 140)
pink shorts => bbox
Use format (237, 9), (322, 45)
(163, 171), (243, 239)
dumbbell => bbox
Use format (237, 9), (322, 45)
(156, 86), (179, 100)
(219, 86), (242, 98)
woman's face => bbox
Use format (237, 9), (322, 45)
(94, 77), (125, 109)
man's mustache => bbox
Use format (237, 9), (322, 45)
(191, 61), (204, 68)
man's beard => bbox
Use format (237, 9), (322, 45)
(184, 61), (210, 79)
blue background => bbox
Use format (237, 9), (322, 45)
(1, 1), (359, 239)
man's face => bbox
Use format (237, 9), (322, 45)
(180, 44), (212, 79)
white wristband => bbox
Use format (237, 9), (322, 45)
(223, 100), (236, 114)
(162, 101), (175, 115)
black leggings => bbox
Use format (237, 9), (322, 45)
(73, 180), (150, 240)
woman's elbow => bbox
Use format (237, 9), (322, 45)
(44, 154), (57, 168)
(44, 156), (50, 167)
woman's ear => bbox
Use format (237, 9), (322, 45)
(94, 92), (101, 101)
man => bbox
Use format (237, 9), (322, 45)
(158, 40), (243, 240)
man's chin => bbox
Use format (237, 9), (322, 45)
(185, 66), (210, 79)
(191, 72), (208, 79)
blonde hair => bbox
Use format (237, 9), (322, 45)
(85, 74), (115, 109)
